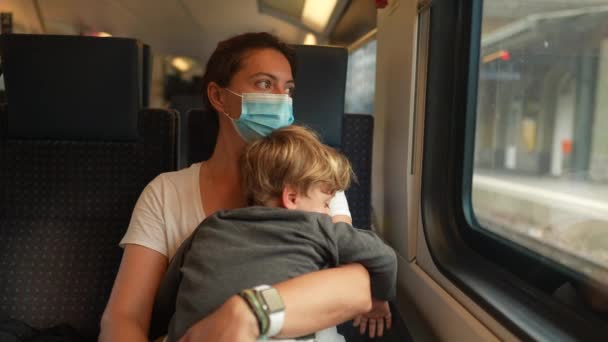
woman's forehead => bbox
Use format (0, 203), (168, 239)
(239, 48), (293, 78)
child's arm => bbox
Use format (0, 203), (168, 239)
(321, 218), (397, 338)
(353, 299), (392, 338)
(329, 191), (352, 225)
(324, 219), (398, 301)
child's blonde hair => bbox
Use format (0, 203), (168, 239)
(241, 125), (353, 206)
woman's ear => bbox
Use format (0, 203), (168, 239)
(281, 185), (299, 209)
(207, 82), (226, 114)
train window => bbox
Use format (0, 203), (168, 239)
(345, 37), (376, 114)
(423, 0), (607, 338)
(470, 0), (608, 288)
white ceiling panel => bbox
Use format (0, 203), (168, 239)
(7, 0), (311, 64)
(180, 0), (309, 62)
(40, 0), (146, 37)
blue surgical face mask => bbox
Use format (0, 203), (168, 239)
(224, 88), (294, 142)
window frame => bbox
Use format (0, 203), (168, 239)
(420, 0), (608, 339)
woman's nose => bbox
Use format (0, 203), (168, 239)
(272, 84), (288, 95)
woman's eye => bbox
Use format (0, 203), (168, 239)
(256, 79), (272, 89)
(286, 87), (295, 97)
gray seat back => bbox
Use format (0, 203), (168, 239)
(0, 34), (178, 338)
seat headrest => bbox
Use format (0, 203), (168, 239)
(292, 45), (347, 147)
(187, 109), (218, 164)
(1, 34), (142, 141)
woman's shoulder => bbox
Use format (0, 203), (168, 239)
(121, 162), (203, 258)
(147, 162), (201, 193)
(134, 162), (202, 211)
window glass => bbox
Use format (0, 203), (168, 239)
(345, 39), (376, 114)
(472, 0), (608, 287)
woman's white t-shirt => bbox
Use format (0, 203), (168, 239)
(120, 162), (351, 260)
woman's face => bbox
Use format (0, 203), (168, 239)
(222, 48), (295, 119)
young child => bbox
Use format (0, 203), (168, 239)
(160, 125), (397, 342)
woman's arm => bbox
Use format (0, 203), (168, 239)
(274, 263), (372, 338)
(99, 244), (168, 342)
(180, 264), (372, 341)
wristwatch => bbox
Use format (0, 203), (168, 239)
(252, 285), (285, 337)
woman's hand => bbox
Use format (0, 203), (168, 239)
(178, 295), (259, 342)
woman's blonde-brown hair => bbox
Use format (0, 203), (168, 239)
(241, 125), (354, 206)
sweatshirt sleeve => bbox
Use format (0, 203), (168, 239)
(329, 191), (351, 217)
(321, 217), (398, 300)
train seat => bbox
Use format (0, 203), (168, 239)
(342, 113), (374, 230)
(291, 45), (346, 148)
(168, 95), (204, 169)
(0, 34), (179, 339)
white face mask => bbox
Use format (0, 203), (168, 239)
(224, 89), (294, 142)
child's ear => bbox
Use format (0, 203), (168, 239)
(281, 185), (299, 209)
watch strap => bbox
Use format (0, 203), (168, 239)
(239, 289), (269, 337)
(253, 285), (285, 337)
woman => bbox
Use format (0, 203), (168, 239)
(99, 32), (373, 341)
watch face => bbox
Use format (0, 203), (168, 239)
(261, 288), (284, 313)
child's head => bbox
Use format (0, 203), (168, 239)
(241, 125), (353, 215)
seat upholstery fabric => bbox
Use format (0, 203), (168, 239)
(342, 114), (374, 230)
(186, 109), (218, 165)
(168, 96), (204, 169)
(0, 34), (142, 141)
(292, 45), (347, 148)
(0, 108), (178, 338)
